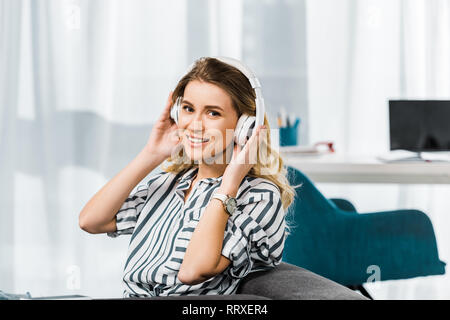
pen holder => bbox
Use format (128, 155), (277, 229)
(279, 125), (298, 146)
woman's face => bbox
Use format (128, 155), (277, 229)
(178, 80), (239, 163)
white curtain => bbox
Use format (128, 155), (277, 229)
(1, 0), (189, 299)
(0, 0), (308, 298)
(306, 0), (450, 299)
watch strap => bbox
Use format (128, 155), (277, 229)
(212, 193), (228, 203)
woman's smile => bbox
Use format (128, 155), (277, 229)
(186, 133), (211, 148)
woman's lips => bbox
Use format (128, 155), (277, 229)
(186, 134), (210, 148)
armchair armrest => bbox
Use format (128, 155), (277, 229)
(329, 198), (358, 212)
(237, 262), (367, 300)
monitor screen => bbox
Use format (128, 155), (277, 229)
(389, 100), (450, 152)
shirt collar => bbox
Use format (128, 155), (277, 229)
(179, 166), (199, 185)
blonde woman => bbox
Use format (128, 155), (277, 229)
(79, 57), (296, 297)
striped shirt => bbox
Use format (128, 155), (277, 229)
(107, 165), (286, 297)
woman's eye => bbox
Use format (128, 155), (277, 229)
(182, 105), (219, 117)
(182, 105), (193, 112)
(208, 111), (220, 117)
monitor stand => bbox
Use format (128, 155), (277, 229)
(390, 152), (427, 162)
(378, 151), (450, 163)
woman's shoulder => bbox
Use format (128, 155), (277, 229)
(235, 176), (284, 219)
(145, 170), (175, 187)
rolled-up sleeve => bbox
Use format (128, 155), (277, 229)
(221, 181), (286, 279)
(107, 172), (162, 238)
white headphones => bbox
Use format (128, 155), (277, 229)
(170, 56), (266, 147)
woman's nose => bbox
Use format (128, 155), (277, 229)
(187, 119), (205, 132)
(179, 110), (202, 128)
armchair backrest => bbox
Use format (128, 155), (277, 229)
(283, 166), (340, 275)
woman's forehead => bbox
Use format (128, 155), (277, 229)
(183, 80), (233, 110)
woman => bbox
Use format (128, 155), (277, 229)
(79, 57), (296, 297)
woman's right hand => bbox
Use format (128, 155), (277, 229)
(142, 91), (182, 161)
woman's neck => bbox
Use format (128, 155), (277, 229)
(196, 162), (227, 180)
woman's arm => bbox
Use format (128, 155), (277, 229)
(177, 183), (237, 285)
(79, 91), (180, 234)
(78, 150), (164, 234)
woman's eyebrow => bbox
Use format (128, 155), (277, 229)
(182, 99), (224, 111)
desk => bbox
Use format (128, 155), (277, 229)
(282, 153), (450, 184)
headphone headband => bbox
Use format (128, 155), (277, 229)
(212, 56), (260, 89)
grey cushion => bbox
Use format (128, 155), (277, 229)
(237, 262), (368, 300)
(114, 262), (367, 300)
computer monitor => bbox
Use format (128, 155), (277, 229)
(389, 100), (450, 152)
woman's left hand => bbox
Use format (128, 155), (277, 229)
(220, 125), (266, 196)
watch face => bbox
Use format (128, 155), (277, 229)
(225, 198), (237, 214)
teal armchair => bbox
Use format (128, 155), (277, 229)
(282, 166), (446, 299)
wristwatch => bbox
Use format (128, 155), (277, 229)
(212, 193), (237, 216)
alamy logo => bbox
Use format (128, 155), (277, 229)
(366, 265), (381, 289)
(64, 1), (81, 30)
(66, 265), (81, 290)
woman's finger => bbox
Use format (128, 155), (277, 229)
(237, 125), (264, 164)
(242, 125), (264, 151)
(159, 91), (174, 120)
(230, 142), (238, 162)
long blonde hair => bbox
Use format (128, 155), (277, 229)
(162, 57), (297, 211)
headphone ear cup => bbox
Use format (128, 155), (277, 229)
(234, 114), (256, 146)
(170, 97), (181, 125)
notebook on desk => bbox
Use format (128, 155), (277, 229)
(280, 145), (321, 154)
(280, 141), (335, 155)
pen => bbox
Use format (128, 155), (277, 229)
(280, 107), (287, 128)
(289, 113), (296, 127)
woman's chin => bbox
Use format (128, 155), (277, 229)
(186, 151), (215, 163)
(184, 148), (226, 164)
(182, 144), (210, 161)
(182, 139), (229, 164)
